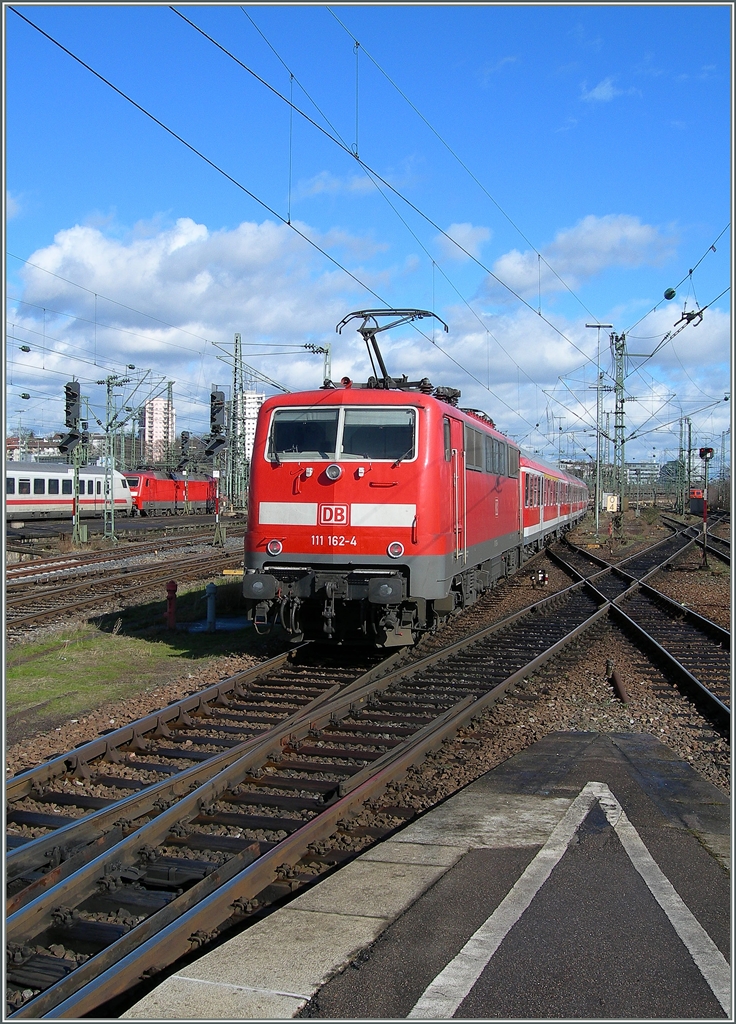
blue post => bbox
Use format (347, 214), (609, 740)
(206, 583), (217, 632)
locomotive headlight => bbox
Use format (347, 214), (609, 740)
(266, 539), (283, 556)
(251, 580), (265, 594)
(387, 541), (404, 558)
(377, 583), (393, 598)
(325, 464), (342, 481)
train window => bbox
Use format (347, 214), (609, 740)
(96, 481), (102, 495)
(269, 408), (340, 459)
(444, 418), (451, 461)
(48, 479), (60, 494)
(62, 480), (73, 494)
(127, 477), (139, 487)
(6, 477), (15, 494)
(120, 478), (128, 489)
(341, 408), (415, 461)
(524, 475), (530, 507)
(19, 479), (31, 494)
(507, 447), (519, 478)
(33, 478), (45, 494)
(465, 426), (484, 471)
(496, 441), (508, 477)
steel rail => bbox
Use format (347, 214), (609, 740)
(7, 582), (610, 1018)
(6, 554), (240, 629)
(5, 524), (729, 1016)
(6, 648), (406, 882)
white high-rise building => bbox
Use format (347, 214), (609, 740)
(243, 391), (266, 459)
(143, 397), (175, 463)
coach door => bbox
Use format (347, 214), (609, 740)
(446, 417), (466, 564)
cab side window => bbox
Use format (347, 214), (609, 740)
(444, 418), (452, 461)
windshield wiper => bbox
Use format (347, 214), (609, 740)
(392, 447), (414, 467)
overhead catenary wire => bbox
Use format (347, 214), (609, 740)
(9, 6), (540, 433)
(167, 6), (597, 366)
(326, 6), (602, 326)
(240, 10), (545, 424)
(625, 224), (730, 335)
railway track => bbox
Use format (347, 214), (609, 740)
(659, 512), (731, 565)
(5, 522), (730, 1017)
(5, 549), (242, 631)
(6, 534), (232, 584)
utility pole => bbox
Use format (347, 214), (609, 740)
(163, 381), (174, 470)
(686, 417), (692, 512)
(228, 333), (248, 513)
(304, 342), (332, 383)
(585, 324), (613, 536)
(98, 374), (131, 541)
(677, 417), (685, 515)
(612, 331), (626, 514)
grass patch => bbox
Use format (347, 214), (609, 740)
(6, 580), (286, 741)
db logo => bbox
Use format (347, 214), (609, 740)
(319, 503), (349, 525)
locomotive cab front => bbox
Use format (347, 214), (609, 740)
(244, 390), (441, 646)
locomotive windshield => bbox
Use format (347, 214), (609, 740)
(269, 409), (340, 459)
(267, 406), (416, 461)
(340, 408), (415, 460)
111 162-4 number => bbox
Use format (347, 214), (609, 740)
(311, 535), (357, 547)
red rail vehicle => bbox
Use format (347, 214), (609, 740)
(244, 310), (589, 647)
(689, 487), (704, 516)
(123, 471), (216, 516)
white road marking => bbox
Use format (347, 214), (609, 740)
(408, 781), (730, 1019)
(170, 974), (310, 1000)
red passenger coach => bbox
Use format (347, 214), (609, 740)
(244, 309), (589, 647)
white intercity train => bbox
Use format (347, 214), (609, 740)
(5, 462), (133, 520)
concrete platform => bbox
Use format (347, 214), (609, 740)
(123, 732), (730, 1020)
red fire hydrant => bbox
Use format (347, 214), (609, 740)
(165, 580), (178, 630)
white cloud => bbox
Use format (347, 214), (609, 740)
(8, 214), (728, 458)
(7, 191), (21, 219)
(436, 222), (491, 261)
(295, 170), (376, 199)
(581, 77), (621, 102)
(487, 214), (676, 301)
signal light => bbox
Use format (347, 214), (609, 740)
(210, 391), (226, 431)
(699, 447), (714, 461)
(58, 430), (81, 454)
(64, 381), (81, 427)
(204, 435), (227, 457)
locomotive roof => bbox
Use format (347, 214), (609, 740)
(260, 389), (587, 487)
(7, 462), (113, 475)
(260, 389), (519, 445)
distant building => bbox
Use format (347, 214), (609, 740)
(626, 462), (659, 485)
(143, 397), (175, 464)
(243, 391), (266, 460)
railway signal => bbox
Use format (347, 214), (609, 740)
(177, 430), (190, 470)
(210, 391), (226, 431)
(699, 447), (714, 568)
(58, 430), (81, 454)
(64, 381), (81, 427)
(204, 434), (227, 457)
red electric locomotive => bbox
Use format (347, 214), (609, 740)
(124, 471), (216, 516)
(244, 310), (588, 647)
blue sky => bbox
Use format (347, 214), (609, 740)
(5, 3), (732, 469)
